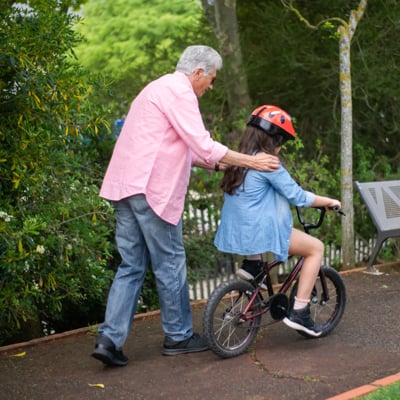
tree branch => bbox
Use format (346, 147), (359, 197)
(280, 0), (348, 30)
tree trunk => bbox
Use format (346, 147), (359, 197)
(338, 0), (367, 269)
(338, 27), (355, 269)
(282, 0), (367, 269)
(201, 0), (251, 118)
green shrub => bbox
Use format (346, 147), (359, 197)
(0, 173), (116, 344)
(0, 0), (116, 344)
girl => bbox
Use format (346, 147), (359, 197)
(214, 105), (341, 337)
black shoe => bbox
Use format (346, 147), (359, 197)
(162, 333), (208, 356)
(91, 334), (128, 366)
(236, 259), (267, 290)
(283, 304), (322, 337)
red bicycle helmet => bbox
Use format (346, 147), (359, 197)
(247, 105), (296, 141)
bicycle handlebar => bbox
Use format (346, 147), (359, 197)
(296, 205), (345, 234)
(330, 205), (346, 216)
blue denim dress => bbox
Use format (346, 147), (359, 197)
(214, 163), (315, 262)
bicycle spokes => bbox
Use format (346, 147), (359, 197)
(203, 280), (262, 358)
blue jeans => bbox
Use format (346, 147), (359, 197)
(98, 194), (193, 349)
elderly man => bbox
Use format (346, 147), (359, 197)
(92, 45), (278, 366)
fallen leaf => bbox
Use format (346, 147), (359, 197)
(88, 383), (105, 389)
(13, 352), (26, 357)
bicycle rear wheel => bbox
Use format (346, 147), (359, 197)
(289, 265), (346, 338)
(203, 279), (262, 359)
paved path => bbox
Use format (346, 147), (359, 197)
(1, 266), (400, 400)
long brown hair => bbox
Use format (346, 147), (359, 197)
(220, 126), (285, 195)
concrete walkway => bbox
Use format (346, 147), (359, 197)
(1, 265), (399, 400)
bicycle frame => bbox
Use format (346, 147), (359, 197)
(238, 207), (336, 322)
(235, 254), (331, 322)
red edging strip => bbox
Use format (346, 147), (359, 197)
(326, 372), (400, 400)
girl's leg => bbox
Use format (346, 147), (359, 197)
(288, 227), (324, 302)
(282, 227), (324, 337)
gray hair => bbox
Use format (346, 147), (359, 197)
(176, 45), (223, 76)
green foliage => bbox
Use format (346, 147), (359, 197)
(0, 0), (116, 344)
(75, 0), (215, 117)
(0, 180), (115, 342)
(74, 0), (400, 183)
(238, 0), (400, 180)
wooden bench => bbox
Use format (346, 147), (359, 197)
(354, 180), (400, 272)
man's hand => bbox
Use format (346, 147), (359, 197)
(251, 153), (279, 172)
(220, 149), (279, 172)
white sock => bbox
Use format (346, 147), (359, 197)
(293, 296), (309, 310)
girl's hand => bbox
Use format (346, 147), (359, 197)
(326, 200), (341, 211)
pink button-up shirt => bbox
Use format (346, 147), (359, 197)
(100, 71), (228, 225)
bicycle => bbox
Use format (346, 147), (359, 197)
(202, 206), (346, 359)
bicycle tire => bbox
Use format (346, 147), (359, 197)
(289, 265), (346, 338)
(203, 279), (262, 359)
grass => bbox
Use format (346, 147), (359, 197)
(357, 381), (400, 399)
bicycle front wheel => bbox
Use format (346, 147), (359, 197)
(289, 265), (346, 338)
(203, 279), (262, 359)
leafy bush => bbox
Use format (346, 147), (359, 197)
(0, 178), (115, 344)
(0, 0), (116, 344)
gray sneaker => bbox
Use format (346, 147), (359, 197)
(283, 304), (322, 337)
(162, 333), (208, 356)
